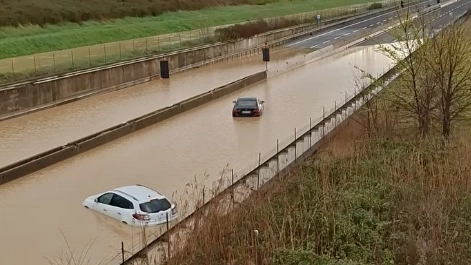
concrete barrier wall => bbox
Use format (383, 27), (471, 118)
(0, 6), (399, 120)
(0, 71), (267, 185)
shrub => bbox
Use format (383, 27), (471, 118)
(367, 3), (383, 10)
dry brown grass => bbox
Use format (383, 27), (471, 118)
(160, 107), (471, 265)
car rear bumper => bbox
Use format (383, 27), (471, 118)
(232, 112), (261, 117)
(132, 213), (179, 227)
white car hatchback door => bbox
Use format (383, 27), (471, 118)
(107, 192), (136, 224)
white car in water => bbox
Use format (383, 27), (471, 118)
(82, 184), (178, 226)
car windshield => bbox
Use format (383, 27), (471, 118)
(139, 198), (172, 213)
(236, 99), (257, 107)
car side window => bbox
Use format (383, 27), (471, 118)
(109, 194), (134, 209)
(97, 193), (114, 205)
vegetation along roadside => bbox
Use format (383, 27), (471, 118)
(158, 9), (471, 265)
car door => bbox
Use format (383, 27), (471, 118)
(108, 194), (135, 223)
(95, 192), (116, 218)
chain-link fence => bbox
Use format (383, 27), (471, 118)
(0, 1), (398, 85)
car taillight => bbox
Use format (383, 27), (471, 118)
(133, 213), (150, 221)
(253, 109), (260, 113)
(233, 109), (240, 113)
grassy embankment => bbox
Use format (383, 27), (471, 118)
(0, 0), (378, 59)
(158, 13), (471, 265)
(0, 0), (388, 84)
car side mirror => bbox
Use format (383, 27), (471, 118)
(232, 101), (236, 104)
(94, 198), (98, 203)
(261, 100), (265, 104)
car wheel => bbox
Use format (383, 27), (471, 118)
(84, 206), (89, 209)
(122, 221), (128, 224)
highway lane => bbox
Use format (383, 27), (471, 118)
(0, 0), (436, 168)
(0, 43), (394, 265)
(0, 48), (310, 167)
(284, 0), (438, 49)
(357, 0), (471, 46)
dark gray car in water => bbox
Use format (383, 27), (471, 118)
(232, 97), (265, 117)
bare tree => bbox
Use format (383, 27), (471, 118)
(375, 7), (440, 137)
(424, 24), (471, 139)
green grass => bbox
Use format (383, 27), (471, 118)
(0, 0), (378, 59)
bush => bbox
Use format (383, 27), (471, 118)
(214, 17), (308, 42)
(367, 3), (383, 10)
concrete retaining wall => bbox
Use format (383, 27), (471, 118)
(0, 6), (400, 120)
(0, 71), (267, 185)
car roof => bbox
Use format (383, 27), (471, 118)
(111, 184), (166, 203)
(237, 97), (258, 101)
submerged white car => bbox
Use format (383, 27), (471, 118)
(82, 184), (178, 226)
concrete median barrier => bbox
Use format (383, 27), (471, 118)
(0, 71), (267, 185)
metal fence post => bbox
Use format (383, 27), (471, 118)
(119, 43), (122, 60)
(11, 61), (15, 80)
(103, 45), (107, 63)
(309, 118), (312, 147)
(258, 153), (261, 189)
(52, 53), (56, 73)
(276, 139), (279, 173)
(121, 242), (125, 263)
(294, 128), (297, 162)
(132, 41), (136, 57)
(33, 57), (37, 75)
(88, 47), (91, 66)
(322, 107), (326, 137)
(202, 186), (205, 208)
(334, 101), (337, 127)
(71, 51), (75, 70)
(231, 169), (235, 206)
(166, 213), (170, 260)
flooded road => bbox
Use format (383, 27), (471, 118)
(0, 44), (393, 265)
(0, 48), (310, 167)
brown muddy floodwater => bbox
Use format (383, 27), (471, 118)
(0, 44), (393, 265)
(0, 48), (309, 167)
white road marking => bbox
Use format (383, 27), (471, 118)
(286, 0), (443, 48)
(323, 40), (330, 44)
(285, 6), (417, 47)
